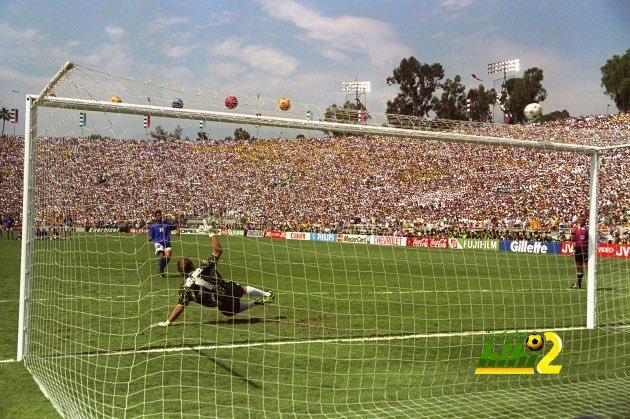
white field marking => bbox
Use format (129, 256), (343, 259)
(0, 358), (16, 363)
(37, 324), (630, 361)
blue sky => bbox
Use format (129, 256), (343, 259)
(0, 0), (628, 136)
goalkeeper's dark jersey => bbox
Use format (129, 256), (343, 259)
(178, 256), (245, 315)
(178, 256), (223, 308)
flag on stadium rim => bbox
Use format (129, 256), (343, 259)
(471, 74), (484, 81)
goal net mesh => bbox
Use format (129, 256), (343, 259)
(16, 64), (630, 417)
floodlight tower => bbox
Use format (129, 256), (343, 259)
(487, 58), (520, 123)
(342, 79), (371, 123)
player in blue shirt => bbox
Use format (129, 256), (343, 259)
(148, 210), (178, 278)
(5, 216), (14, 240)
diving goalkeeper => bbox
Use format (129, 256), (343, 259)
(152, 224), (275, 327)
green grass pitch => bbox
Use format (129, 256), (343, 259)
(0, 234), (628, 417)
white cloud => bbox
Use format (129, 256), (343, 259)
(73, 42), (132, 74)
(318, 47), (349, 63)
(258, 0), (412, 67)
(173, 31), (193, 43)
(439, 0), (474, 9)
(105, 26), (125, 39)
(206, 61), (248, 79)
(153, 14), (189, 28)
(431, 32), (446, 39)
(67, 40), (82, 47)
(211, 37), (299, 76)
(0, 22), (41, 41)
(193, 11), (236, 30)
(158, 32), (198, 58)
(162, 43), (198, 58)
(0, 23), (67, 72)
(0, 64), (49, 87)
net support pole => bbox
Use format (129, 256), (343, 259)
(586, 151), (600, 329)
(17, 95), (37, 361)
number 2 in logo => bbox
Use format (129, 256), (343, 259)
(536, 332), (562, 374)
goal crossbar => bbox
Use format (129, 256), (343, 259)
(33, 94), (599, 154)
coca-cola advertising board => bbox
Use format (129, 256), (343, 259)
(406, 237), (449, 248)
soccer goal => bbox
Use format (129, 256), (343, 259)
(17, 62), (630, 417)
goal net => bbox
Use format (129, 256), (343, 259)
(15, 62), (630, 417)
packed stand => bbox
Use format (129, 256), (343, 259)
(0, 113), (628, 242)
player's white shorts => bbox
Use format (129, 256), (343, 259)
(154, 242), (172, 255)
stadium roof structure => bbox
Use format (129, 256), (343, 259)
(32, 62), (629, 154)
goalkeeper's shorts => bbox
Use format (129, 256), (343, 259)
(574, 246), (588, 264)
(216, 281), (246, 317)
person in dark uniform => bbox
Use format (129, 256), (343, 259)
(152, 229), (275, 327)
(571, 216), (589, 289)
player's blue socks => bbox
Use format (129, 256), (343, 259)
(158, 258), (166, 274)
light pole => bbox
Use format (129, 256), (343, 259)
(606, 104), (610, 115)
(487, 59), (520, 124)
(12, 90), (20, 136)
(492, 76), (516, 123)
(342, 79), (371, 124)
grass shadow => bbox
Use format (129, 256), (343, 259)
(195, 349), (262, 389)
(200, 315), (287, 326)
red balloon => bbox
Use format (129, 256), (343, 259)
(225, 96), (238, 109)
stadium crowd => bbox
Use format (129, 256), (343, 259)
(0, 113), (628, 242)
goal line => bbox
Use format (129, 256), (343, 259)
(28, 324), (630, 362)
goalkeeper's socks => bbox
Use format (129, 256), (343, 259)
(158, 258), (166, 273)
(577, 272), (583, 287)
(245, 286), (270, 298)
(239, 301), (258, 312)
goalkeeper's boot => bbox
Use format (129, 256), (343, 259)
(571, 282), (581, 289)
(259, 289), (276, 305)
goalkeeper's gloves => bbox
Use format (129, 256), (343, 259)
(150, 320), (170, 328)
